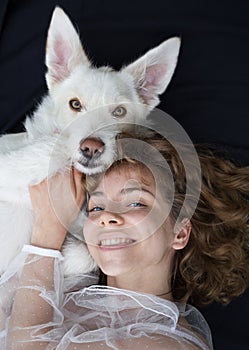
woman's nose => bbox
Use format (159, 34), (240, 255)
(98, 211), (124, 227)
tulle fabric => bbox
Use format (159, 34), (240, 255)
(0, 251), (213, 349)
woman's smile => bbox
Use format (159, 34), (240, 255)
(99, 237), (136, 249)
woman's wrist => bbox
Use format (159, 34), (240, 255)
(22, 244), (64, 260)
(30, 221), (67, 250)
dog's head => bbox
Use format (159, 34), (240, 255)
(37, 7), (181, 174)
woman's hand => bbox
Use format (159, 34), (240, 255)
(29, 168), (85, 250)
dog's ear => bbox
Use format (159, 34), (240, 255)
(45, 7), (91, 89)
(122, 37), (181, 108)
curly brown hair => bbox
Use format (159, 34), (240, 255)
(153, 138), (249, 307)
(85, 131), (249, 307)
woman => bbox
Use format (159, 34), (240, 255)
(2, 132), (249, 349)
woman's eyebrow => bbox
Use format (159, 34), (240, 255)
(89, 191), (105, 198)
(90, 187), (155, 198)
(121, 187), (155, 197)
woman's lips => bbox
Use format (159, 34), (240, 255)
(99, 238), (135, 249)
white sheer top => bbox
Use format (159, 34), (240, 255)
(0, 249), (213, 349)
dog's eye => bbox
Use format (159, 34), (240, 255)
(112, 106), (127, 118)
(69, 98), (82, 112)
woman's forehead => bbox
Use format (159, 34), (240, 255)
(106, 162), (154, 184)
(90, 162), (156, 196)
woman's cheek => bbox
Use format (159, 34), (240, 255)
(83, 218), (95, 245)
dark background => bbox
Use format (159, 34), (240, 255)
(0, 1), (248, 348)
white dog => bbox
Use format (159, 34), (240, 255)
(0, 7), (180, 276)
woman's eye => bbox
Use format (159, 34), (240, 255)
(112, 106), (127, 118)
(129, 202), (146, 208)
(87, 206), (104, 213)
(69, 98), (82, 111)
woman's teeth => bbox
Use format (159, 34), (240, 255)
(100, 238), (134, 246)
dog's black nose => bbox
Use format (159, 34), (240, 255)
(80, 137), (105, 160)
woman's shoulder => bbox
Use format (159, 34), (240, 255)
(63, 286), (213, 349)
(113, 335), (203, 350)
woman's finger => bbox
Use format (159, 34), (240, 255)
(71, 167), (86, 203)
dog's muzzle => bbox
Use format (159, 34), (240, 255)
(79, 137), (105, 166)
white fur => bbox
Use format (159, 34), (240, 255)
(0, 7), (180, 276)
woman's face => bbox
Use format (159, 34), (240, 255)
(83, 164), (180, 278)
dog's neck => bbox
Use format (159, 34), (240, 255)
(25, 95), (61, 139)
